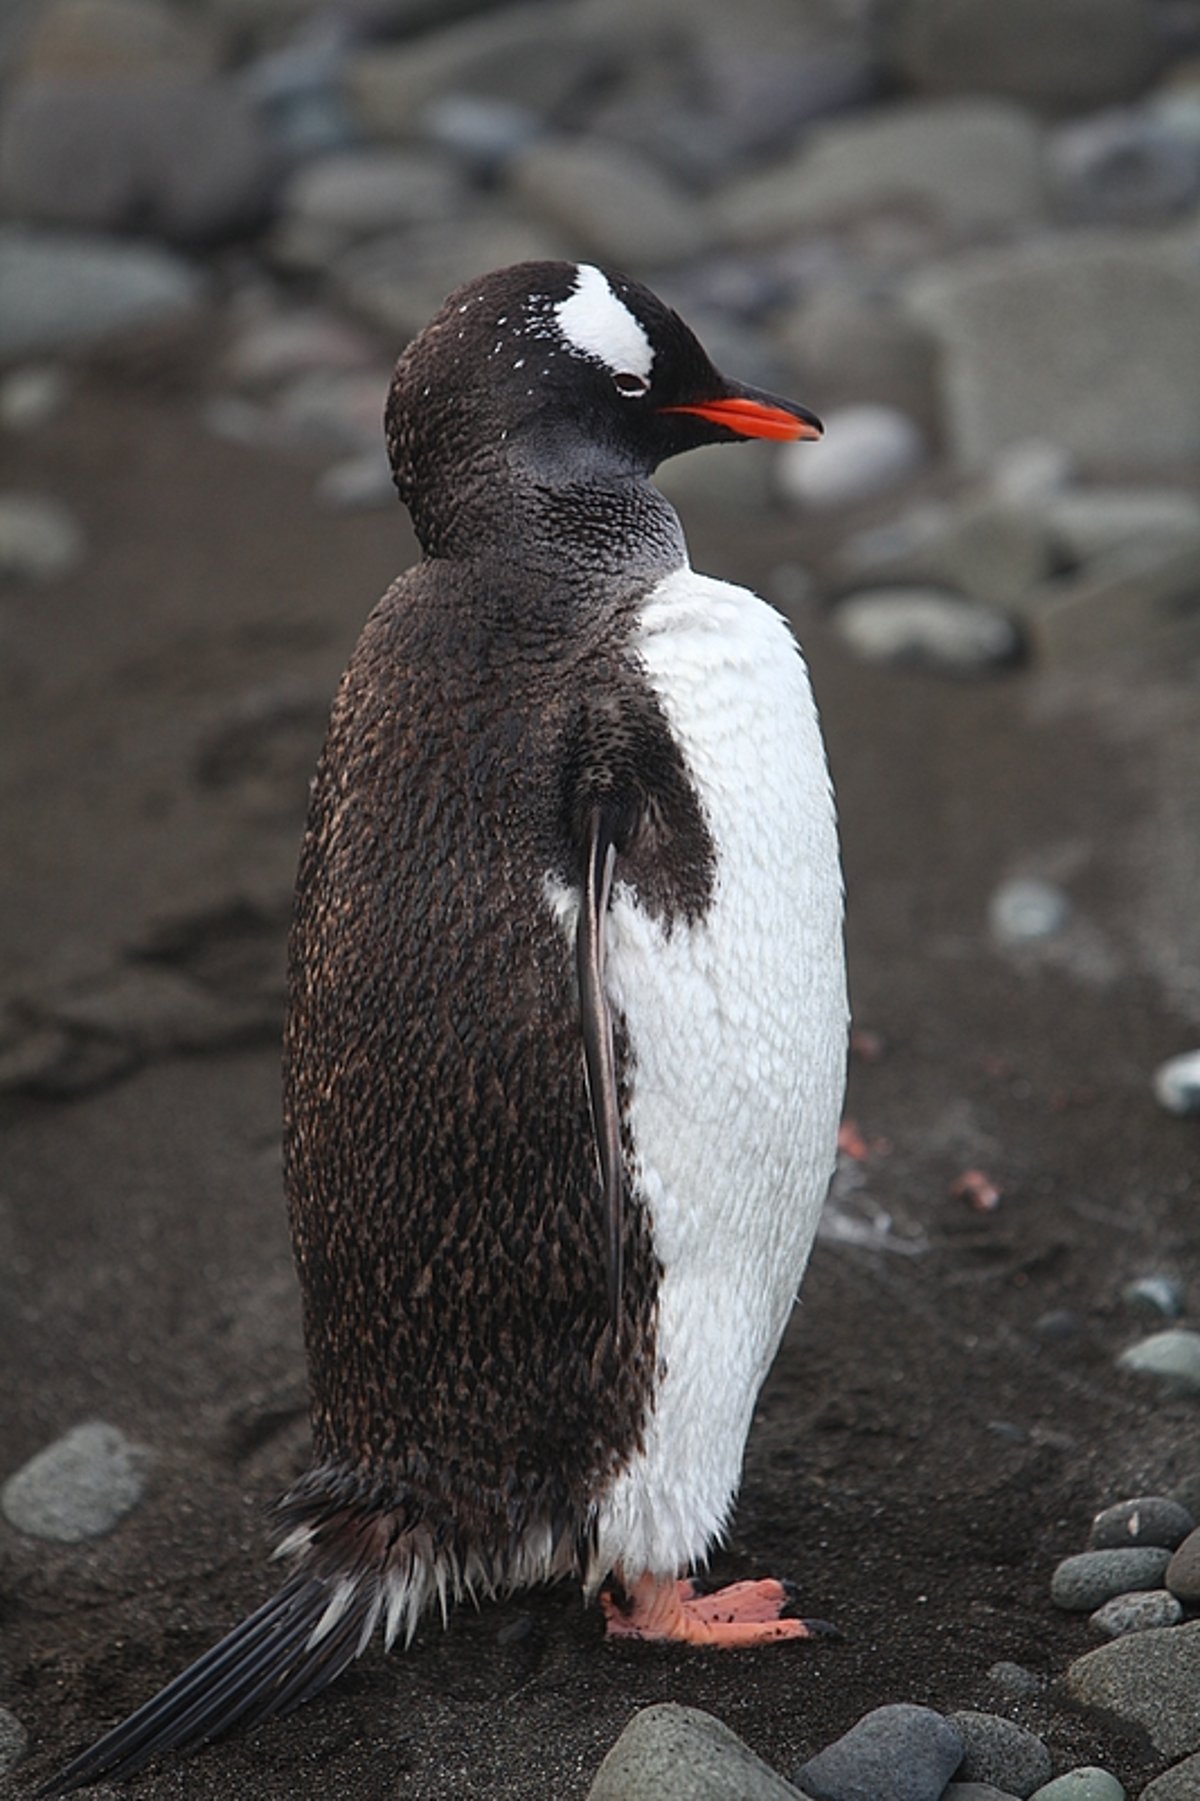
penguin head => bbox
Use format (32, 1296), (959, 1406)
(385, 261), (821, 552)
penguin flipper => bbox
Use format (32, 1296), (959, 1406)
(576, 805), (623, 1328)
(39, 1572), (376, 1794)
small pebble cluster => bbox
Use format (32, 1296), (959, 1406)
(585, 1700), (1131, 1801)
(1053, 1493), (1200, 1796)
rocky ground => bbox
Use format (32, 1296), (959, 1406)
(1, 0), (1199, 1796)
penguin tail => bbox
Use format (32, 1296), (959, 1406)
(39, 1567), (384, 1795)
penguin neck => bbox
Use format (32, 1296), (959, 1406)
(409, 446), (688, 588)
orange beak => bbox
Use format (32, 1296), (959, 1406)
(659, 394), (823, 442)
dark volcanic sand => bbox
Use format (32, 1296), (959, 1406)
(2, 352), (1198, 1799)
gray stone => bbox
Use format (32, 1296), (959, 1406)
(1066, 1623), (1200, 1758)
(586, 1704), (804, 1800)
(422, 94), (543, 172)
(1090, 1496), (1196, 1552)
(1029, 537), (1200, 664)
(989, 878), (1071, 945)
(777, 405), (926, 510)
(716, 99), (1045, 246)
(948, 1712), (1052, 1798)
(1091, 1589), (1184, 1637)
(509, 137), (709, 268)
(1049, 111), (1200, 225)
(272, 148), (466, 270)
(1119, 1329), (1200, 1394)
(832, 588), (1022, 674)
(1154, 1050), (1200, 1117)
(1051, 1548), (1173, 1611)
(315, 451), (394, 512)
(347, 5), (615, 140)
(0, 363), (69, 431)
(837, 498), (1054, 606)
(1122, 1276), (1184, 1320)
(223, 309), (378, 391)
(773, 291), (940, 438)
(13, 0), (220, 82)
(0, 492), (83, 583)
(2, 1421), (145, 1541)
(906, 234), (1200, 471)
(0, 77), (272, 242)
(945, 1787), (1021, 1801)
(331, 215), (569, 344)
(0, 225), (205, 359)
(0, 1708), (27, 1773)
(1044, 490), (1200, 563)
(987, 1661), (1044, 1697)
(793, 1703), (964, 1801)
(988, 440), (1077, 506)
(1028, 1774), (1125, 1801)
(1139, 1752), (1200, 1800)
(1167, 1527), (1200, 1603)
(886, 0), (1160, 111)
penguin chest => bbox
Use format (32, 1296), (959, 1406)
(594, 565), (847, 1578)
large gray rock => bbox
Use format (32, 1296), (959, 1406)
(715, 99), (1045, 246)
(907, 233), (1200, 470)
(2, 1421), (146, 1541)
(272, 147), (467, 270)
(886, 0), (1161, 112)
(12, 0), (220, 81)
(1139, 1753), (1200, 1800)
(0, 492), (83, 583)
(331, 215), (569, 344)
(509, 136), (710, 268)
(587, 1704), (806, 1800)
(794, 1703), (964, 1801)
(1048, 110), (1200, 225)
(774, 292), (940, 438)
(1066, 1622), (1200, 1758)
(0, 226), (205, 359)
(0, 77), (272, 241)
(347, 3), (616, 140)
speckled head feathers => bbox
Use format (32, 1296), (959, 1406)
(384, 261), (821, 555)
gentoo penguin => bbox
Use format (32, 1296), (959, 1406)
(44, 261), (848, 1792)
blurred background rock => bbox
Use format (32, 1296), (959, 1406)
(2, 0), (1198, 587)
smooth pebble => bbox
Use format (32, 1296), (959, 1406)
(832, 588), (1022, 675)
(1090, 1589), (1184, 1637)
(1052, 1548), (1172, 1611)
(1028, 1771), (1125, 1801)
(1153, 1050), (1200, 1117)
(987, 1661), (1043, 1697)
(777, 404), (926, 510)
(586, 1703), (802, 1800)
(947, 1711), (1052, 1798)
(2, 1420), (146, 1542)
(989, 878), (1071, 945)
(1119, 1329), (1200, 1394)
(1090, 1495), (1195, 1551)
(1121, 1276), (1184, 1320)
(0, 491), (84, 582)
(1166, 1527), (1200, 1603)
(793, 1703), (964, 1801)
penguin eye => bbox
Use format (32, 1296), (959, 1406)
(612, 372), (649, 397)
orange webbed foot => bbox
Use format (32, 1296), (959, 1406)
(601, 1572), (837, 1648)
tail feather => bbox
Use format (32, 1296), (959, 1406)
(39, 1572), (376, 1795)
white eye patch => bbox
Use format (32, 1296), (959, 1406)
(553, 264), (654, 385)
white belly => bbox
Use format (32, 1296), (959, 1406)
(590, 565), (847, 1582)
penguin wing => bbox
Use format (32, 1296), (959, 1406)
(576, 805), (623, 1329)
